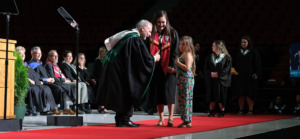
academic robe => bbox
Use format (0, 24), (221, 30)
(92, 59), (102, 82)
(96, 34), (155, 115)
(204, 53), (232, 105)
(149, 29), (179, 105)
(28, 59), (73, 104)
(232, 48), (261, 99)
(44, 62), (75, 102)
(27, 67), (56, 112)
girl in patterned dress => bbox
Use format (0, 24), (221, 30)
(175, 36), (196, 128)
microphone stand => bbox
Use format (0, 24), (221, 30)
(47, 7), (83, 126)
(75, 26), (80, 117)
(3, 14), (10, 120)
(0, 14), (22, 132)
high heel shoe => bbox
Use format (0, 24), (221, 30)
(246, 110), (253, 115)
(167, 119), (174, 127)
(155, 119), (165, 126)
(98, 107), (110, 113)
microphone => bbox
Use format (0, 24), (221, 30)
(57, 7), (79, 29)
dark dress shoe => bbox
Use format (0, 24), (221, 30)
(130, 121), (140, 127)
(40, 111), (52, 115)
(32, 110), (38, 116)
(80, 106), (92, 114)
(117, 121), (140, 127)
(25, 109), (31, 116)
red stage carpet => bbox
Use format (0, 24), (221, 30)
(0, 115), (294, 139)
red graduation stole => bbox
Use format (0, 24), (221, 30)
(150, 32), (171, 75)
(47, 61), (66, 79)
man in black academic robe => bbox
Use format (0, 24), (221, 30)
(27, 66), (59, 115)
(96, 20), (160, 127)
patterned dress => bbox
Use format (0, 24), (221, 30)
(177, 58), (194, 123)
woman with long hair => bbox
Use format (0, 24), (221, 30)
(93, 46), (109, 113)
(148, 10), (179, 127)
(175, 36), (195, 128)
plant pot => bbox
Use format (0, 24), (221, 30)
(14, 105), (26, 120)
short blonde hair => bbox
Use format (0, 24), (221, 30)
(16, 46), (26, 53)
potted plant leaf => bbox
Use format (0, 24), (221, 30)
(14, 51), (29, 120)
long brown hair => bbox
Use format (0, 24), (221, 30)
(151, 10), (175, 42)
(73, 53), (87, 69)
(180, 36), (196, 75)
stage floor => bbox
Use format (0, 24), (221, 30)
(2, 110), (300, 138)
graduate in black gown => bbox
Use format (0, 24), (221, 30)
(232, 36), (261, 115)
(91, 47), (109, 113)
(204, 40), (232, 117)
(28, 46), (76, 115)
(96, 20), (160, 127)
(148, 10), (179, 127)
(27, 67), (59, 115)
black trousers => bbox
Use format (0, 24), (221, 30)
(115, 107), (133, 123)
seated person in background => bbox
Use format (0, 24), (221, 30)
(16, 46), (61, 115)
(44, 50), (90, 114)
(293, 93), (300, 115)
(73, 53), (106, 112)
(268, 95), (287, 114)
(28, 46), (76, 115)
(59, 50), (92, 113)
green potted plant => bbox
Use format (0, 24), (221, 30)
(13, 51), (29, 120)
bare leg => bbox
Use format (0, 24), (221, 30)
(208, 102), (215, 117)
(246, 97), (254, 111)
(155, 104), (165, 126)
(246, 96), (254, 115)
(238, 96), (245, 111)
(210, 102), (216, 110)
(218, 103), (225, 117)
(218, 103), (225, 111)
(167, 103), (174, 120)
(167, 103), (174, 127)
